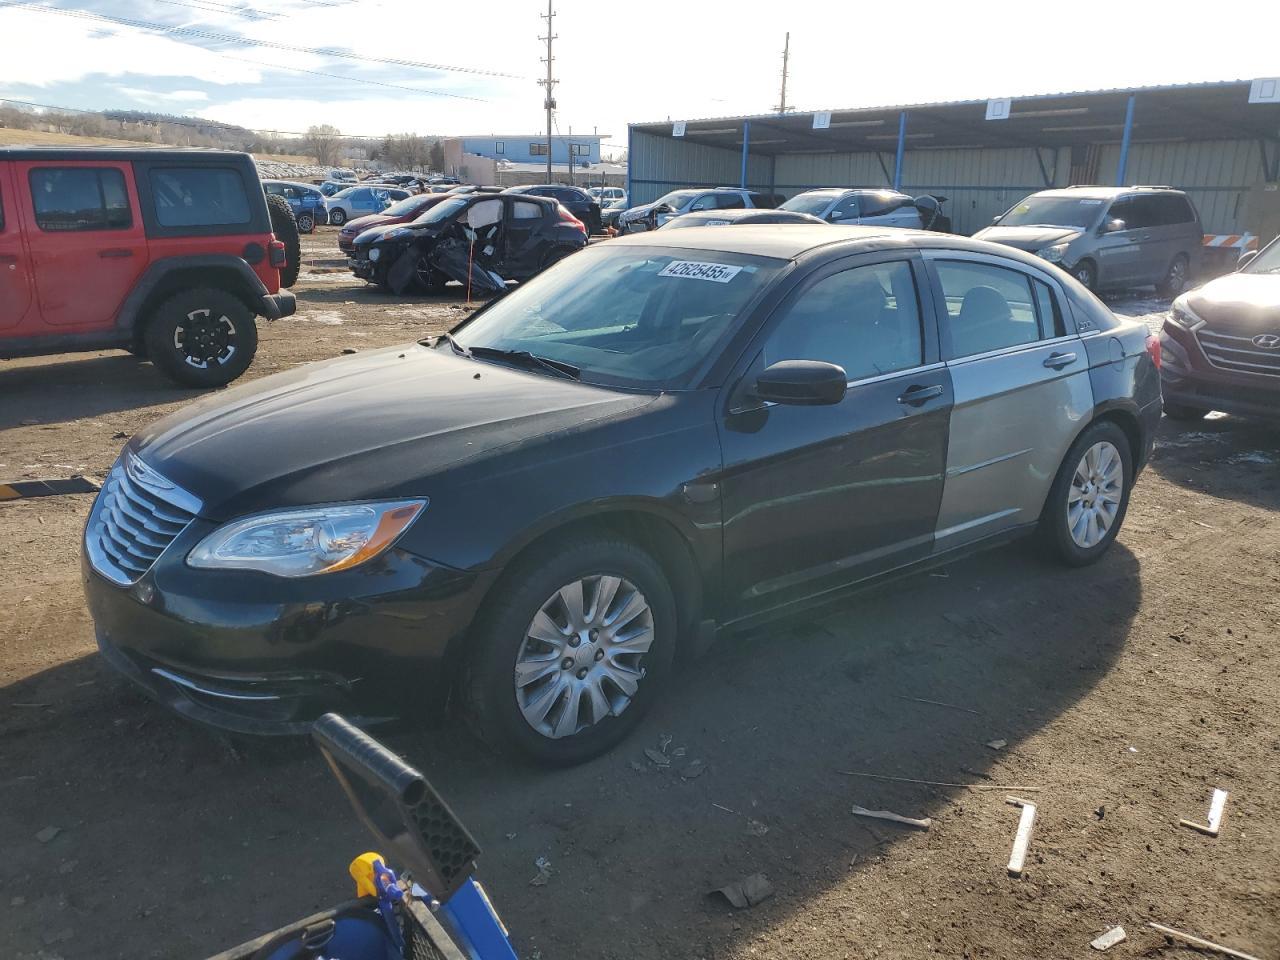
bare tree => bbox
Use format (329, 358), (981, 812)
(304, 124), (343, 166)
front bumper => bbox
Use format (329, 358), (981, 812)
(260, 291), (296, 320)
(83, 529), (494, 735)
(1160, 324), (1280, 421)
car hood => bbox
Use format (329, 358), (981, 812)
(972, 225), (1082, 251)
(620, 201), (666, 221)
(1183, 272), (1280, 328)
(354, 221), (440, 247)
(340, 213), (394, 235)
(131, 344), (655, 520)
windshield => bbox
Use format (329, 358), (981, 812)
(605, 198), (627, 209)
(446, 245), (785, 389)
(413, 196), (469, 225)
(383, 195), (430, 217)
(780, 192), (838, 215)
(1243, 238), (1280, 274)
(653, 190), (698, 210)
(332, 187), (357, 199)
(998, 196), (1104, 229)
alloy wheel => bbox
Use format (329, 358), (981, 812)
(173, 308), (236, 369)
(1166, 258), (1188, 293)
(1067, 440), (1123, 548)
(514, 575), (654, 740)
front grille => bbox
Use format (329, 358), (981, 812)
(1195, 328), (1280, 379)
(85, 451), (202, 586)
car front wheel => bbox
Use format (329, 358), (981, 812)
(1072, 259), (1098, 291)
(463, 536), (676, 765)
(328, 208), (347, 226)
(1038, 421), (1132, 566)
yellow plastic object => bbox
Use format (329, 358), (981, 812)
(349, 852), (385, 898)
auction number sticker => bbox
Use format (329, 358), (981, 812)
(659, 260), (743, 283)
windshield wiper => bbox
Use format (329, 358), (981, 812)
(434, 331), (471, 357)
(467, 346), (580, 380)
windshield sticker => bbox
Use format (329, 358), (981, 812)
(1079, 199), (1104, 205)
(658, 260), (743, 283)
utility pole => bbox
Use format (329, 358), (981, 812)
(776, 32), (790, 114)
(539, 0), (557, 183)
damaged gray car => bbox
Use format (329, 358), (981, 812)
(348, 193), (589, 295)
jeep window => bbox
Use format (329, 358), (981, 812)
(30, 167), (132, 232)
(149, 167), (252, 228)
(999, 196), (1104, 230)
(448, 245), (785, 389)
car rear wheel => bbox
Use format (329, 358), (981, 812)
(144, 288), (258, 389)
(1038, 421), (1132, 566)
(328, 208), (347, 226)
(463, 536), (676, 765)
(1157, 254), (1190, 298)
(296, 212), (315, 234)
(1072, 259), (1098, 291)
(1163, 400), (1210, 421)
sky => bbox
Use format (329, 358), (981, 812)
(1, 0), (1278, 157)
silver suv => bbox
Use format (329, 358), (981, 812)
(779, 188), (949, 231)
(974, 186), (1203, 296)
(616, 187), (776, 233)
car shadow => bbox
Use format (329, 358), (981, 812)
(0, 542), (1140, 959)
(0, 353), (194, 430)
(1149, 414), (1280, 511)
(294, 281), (492, 307)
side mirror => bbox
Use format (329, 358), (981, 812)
(753, 360), (847, 406)
(991, 215), (1002, 225)
(1100, 218), (1126, 234)
(829, 209), (845, 220)
(1237, 250), (1259, 269)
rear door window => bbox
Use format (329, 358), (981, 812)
(935, 260), (1043, 358)
(1107, 198), (1145, 231)
(149, 167), (251, 227)
(29, 167), (132, 232)
(511, 200), (543, 220)
(831, 195), (860, 219)
(715, 193), (747, 209)
(688, 194), (718, 211)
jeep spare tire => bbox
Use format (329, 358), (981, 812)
(265, 193), (301, 288)
(144, 288), (258, 388)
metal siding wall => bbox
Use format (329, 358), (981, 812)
(629, 129), (771, 204)
(1096, 139), (1264, 234)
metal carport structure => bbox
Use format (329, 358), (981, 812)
(627, 79), (1280, 236)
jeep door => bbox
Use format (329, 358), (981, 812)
(718, 253), (951, 621)
(922, 251), (1093, 551)
(0, 163), (35, 332)
(17, 161), (148, 331)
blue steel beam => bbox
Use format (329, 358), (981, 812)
(892, 111), (907, 191)
(626, 125), (634, 203)
(740, 119), (751, 188)
(1115, 95), (1136, 185)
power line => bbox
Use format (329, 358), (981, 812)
(0, 1), (523, 78)
(147, 0), (279, 22)
(212, 53), (488, 102)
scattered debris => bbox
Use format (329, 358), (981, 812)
(111, 431), (128, 440)
(744, 819), (769, 837)
(341, 348), (358, 355)
(708, 873), (774, 910)
(629, 760), (646, 773)
(35, 826), (60, 844)
(504, 832), (517, 841)
(711, 803), (737, 815)
(985, 739), (1007, 750)
(680, 760), (706, 780)
(851, 804), (931, 830)
(529, 856), (553, 887)
(1090, 926), (1126, 951)
(1005, 797), (1037, 877)
(839, 771), (1041, 792)
(643, 748), (670, 767)
(1094, 805), (1106, 820)
(893, 694), (981, 715)
(671, 746), (687, 759)
(1179, 788), (1228, 837)
(658, 734), (673, 753)
(1147, 922), (1261, 960)
(1127, 746), (1138, 753)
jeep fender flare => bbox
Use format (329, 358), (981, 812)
(115, 255), (274, 337)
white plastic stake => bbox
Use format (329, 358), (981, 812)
(1090, 926), (1127, 951)
(1180, 788), (1228, 837)
(1005, 796), (1037, 877)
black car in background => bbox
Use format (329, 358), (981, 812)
(349, 192), (587, 294)
(84, 225), (1161, 765)
(505, 184), (602, 234)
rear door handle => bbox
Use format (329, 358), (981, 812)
(1043, 351), (1078, 370)
(897, 383), (944, 405)
(98, 248), (134, 259)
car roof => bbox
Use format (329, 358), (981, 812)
(1031, 185), (1186, 200)
(608, 223), (1062, 267)
(675, 209), (826, 224)
(0, 146), (249, 162)
(263, 179), (320, 190)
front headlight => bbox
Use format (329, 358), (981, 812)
(1037, 243), (1068, 263)
(368, 247), (382, 261)
(1167, 301), (1205, 331)
(188, 500), (426, 577)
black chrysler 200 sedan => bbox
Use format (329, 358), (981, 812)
(84, 226), (1163, 764)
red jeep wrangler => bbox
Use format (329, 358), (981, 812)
(0, 147), (297, 388)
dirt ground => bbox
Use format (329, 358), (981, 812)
(2, 228), (1278, 960)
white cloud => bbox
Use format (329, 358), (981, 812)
(114, 87), (210, 104)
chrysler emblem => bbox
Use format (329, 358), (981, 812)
(1252, 333), (1280, 350)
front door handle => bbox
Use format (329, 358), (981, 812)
(98, 248), (134, 259)
(1043, 351), (1078, 370)
(897, 383), (944, 405)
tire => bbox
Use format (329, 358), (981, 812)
(1038, 420), (1133, 567)
(1163, 400), (1209, 421)
(413, 255), (448, 295)
(265, 193), (301, 289)
(143, 288), (258, 389)
(1071, 259), (1098, 291)
(1157, 254), (1190, 299)
(463, 536), (677, 766)
(328, 207), (347, 226)
(296, 212), (315, 234)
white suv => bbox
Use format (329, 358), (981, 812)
(617, 187), (777, 233)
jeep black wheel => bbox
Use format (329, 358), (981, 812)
(265, 193), (301, 289)
(144, 288), (258, 388)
